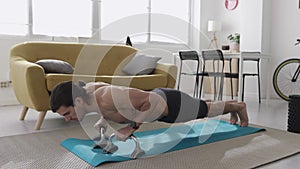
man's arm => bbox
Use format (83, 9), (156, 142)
(114, 92), (166, 141)
(115, 123), (141, 141)
(132, 94), (166, 123)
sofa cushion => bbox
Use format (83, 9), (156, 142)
(35, 59), (74, 74)
(122, 54), (161, 75)
(45, 74), (167, 91)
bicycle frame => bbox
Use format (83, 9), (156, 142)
(292, 64), (300, 82)
(272, 39), (300, 101)
(292, 39), (300, 82)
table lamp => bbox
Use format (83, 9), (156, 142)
(207, 20), (222, 49)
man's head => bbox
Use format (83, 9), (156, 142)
(50, 81), (89, 121)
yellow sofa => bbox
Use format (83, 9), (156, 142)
(10, 41), (177, 130)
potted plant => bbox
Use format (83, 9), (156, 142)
(227, 33), (240, 52)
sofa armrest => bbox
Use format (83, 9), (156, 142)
(154, 63), (177, 88)
(10, 56), (51, 111)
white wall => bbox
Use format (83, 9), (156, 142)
(239, 0), (263, 52)
(0, 37), (29, 106)
(202, 0), (271, 54)
(269, 0), (300, 98)
(0, 37), (26, 81)
(200, 0), (241, 50)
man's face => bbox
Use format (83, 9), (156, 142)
(57, 106), (78, 121)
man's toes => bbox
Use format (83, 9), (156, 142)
(239, 121), (249, 127)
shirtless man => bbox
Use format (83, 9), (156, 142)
(50, 81), (249, 141)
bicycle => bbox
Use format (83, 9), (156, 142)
(273, 39), (300, 101)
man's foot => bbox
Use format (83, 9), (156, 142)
(229, 112), (238, 125)
(236, 102), (249, 127)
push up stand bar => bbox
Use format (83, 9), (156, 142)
(93, 127), (145, 159)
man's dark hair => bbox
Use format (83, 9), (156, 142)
(50, 81), (88, 112)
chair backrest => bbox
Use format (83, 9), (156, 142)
(177, 50), (201, 96)
(201, 49), (224, 61)
(178, 50), (200, 74)
(179, 50), (199, 61)
(201, 49), (225, 72)
(241, 51), (261, 61)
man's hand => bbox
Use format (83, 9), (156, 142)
(94, 116), (108, 131)
(115, 126), (136, 141)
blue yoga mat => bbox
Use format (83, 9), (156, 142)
(61, 120), (265, 167)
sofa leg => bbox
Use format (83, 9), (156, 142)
(35, 111), (47, 130)
(20, 106), (29, 120)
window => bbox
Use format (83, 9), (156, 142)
(101, 0), (148, 42)
(32, 0), (92, 37)
(0, 0), (191, 44)
(101, 0), (190, 44)
(0, 0), (28, 35)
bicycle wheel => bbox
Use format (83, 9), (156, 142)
(273, 58), (300, 101)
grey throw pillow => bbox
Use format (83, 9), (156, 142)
(35, 59), (74, 74)
(122, 54), (161, 75)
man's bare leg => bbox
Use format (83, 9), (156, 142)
(206, 100), (238, 124)
(226, 100), (239, 125)
(206, 101), (249, 127)
(230, 112), (239, 125)
(235, 102), (249, 127)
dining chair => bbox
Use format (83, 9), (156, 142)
(225, 58), (239, 99)
(177, 50), (238, 100)
(200, 49), (226, 100)
(241, 52), (261, 103)
(177, 50), (201, 98)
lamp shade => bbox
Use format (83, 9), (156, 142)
(208, 20), (222, 32)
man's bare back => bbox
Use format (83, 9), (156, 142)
(92, 85), (168, 124)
